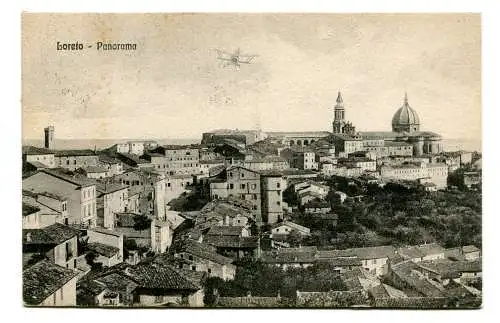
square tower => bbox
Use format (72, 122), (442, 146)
(44, 125), (55, 149)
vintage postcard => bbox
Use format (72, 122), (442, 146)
(21, 13), (481, 308)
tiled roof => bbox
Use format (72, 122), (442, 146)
(98, 154), (122, 164)
(391, 265), (445, 297)
(96, 182), (128, 194)
(22, 146), (54, 155)
(315, 257), (362, 267)
(462, 245), (480, 253)
(23, 260), (78, 305)
(87, 242), (120, 258)
(124, 262), (204, 290)
(369, 283), (408, 299)
(54, 149), (97, 157)
(179, 240), (233, 265)
(417, 259), (482, 278)
(271, 221), (310, 234)
(95, 272), (138, 295)
(77, 279), (106, 296)
(340, 267), (379, 282)
(398, 243), (445, 260)
(204, 235), (258, 249)
(118, 153), (151, 164)
(397, 246), (425, 259)
(206, 226), (244, 237)
(83, 166), (107, 174)
(317, 249), (356, 258)
(347, 245), (397, 260)
(37, 169), (96, 188)
(23, 223), (80, 245)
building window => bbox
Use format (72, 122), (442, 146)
(251, 184), (257, 190)
(277, 182), (281, 188)
(188, 255), (193, 261)
(154, 296), (163, 303)
(252, 194), (257, 200)
(229, 184), (234, 189)
(208, 268), (212, 274)
(277, 201), (281, 206)
(191, 265), (196, 271)
(241, 184), (245, 189)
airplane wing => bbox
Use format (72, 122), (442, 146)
(215, 49), (233, 59)
(238, 55), (258, 64)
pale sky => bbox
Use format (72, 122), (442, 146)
(22, 13), (481, 141)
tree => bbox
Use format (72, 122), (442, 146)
(85, 251), (98, 266)
(286, 229), (303, 247)
(133, 214), (152, 232)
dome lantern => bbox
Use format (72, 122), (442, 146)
(392, 93), (420, 133)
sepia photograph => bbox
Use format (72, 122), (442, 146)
(21, 12), (482, 309)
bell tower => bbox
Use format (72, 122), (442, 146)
(44, 125), (55, 149)
(332, 91), (346, 134)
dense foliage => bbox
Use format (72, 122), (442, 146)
(133, 214), (152, 232)
(292, 177), (481, 249)
(204, 258), (347, 305)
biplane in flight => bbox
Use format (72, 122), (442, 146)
(215, 48), (258, 68)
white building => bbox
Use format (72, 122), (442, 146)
(380, 162), (448, 189)
(151, 219), (173, 254)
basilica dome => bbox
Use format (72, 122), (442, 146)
(391, 93), (420, 133)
